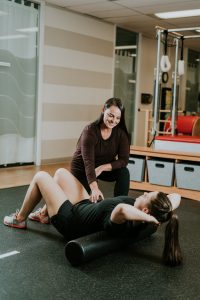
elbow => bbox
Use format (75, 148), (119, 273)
(116, 203), (126, 215)
(111, 204), (126, 224)
(168, 193), (181, 211)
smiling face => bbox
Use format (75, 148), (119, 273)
(134, 191), (159, 211)
(102, 105), (121, 129)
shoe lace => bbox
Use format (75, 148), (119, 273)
(34, 208), (42, 215)
(11, 209), (19, 218)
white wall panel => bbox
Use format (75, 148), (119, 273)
(43, 84), (112, 104)
(45, 5), (114, 41)
(44, 46), (113, 73)
(41, 5), (115, 160)
(42, 121), (88, 140)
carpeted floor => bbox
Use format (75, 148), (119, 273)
(0, 185), (200, 300)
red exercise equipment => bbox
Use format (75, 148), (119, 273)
(164, 116), (200, 136)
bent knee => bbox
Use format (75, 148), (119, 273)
(34, 171), (50, 183)
(54, 168), (70, 178)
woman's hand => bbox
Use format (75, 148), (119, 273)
(111, 203), (160, 225)
(95, 164), (112, 177)
(89, 181), (104, 203)
(95, 166), (103, 177)
(90, 187), (104, 203)
(147, 215), (160, 225)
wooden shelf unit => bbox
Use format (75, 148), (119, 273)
(129, 145), (200, 201)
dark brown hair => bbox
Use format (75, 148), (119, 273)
(148, 192), (183, 266)
(94, 97), (129, 141)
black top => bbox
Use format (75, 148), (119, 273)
(71, 122), (129, 185)
(69, 196), (144, 238)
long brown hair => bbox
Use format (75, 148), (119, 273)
(148, 192), (183, 266)
(94, 97), (129, 141)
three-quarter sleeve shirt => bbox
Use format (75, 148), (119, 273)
(71, 122), (130, 185)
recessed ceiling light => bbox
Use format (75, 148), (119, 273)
(155, 9), (200, 19)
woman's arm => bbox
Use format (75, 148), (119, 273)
(80, 129), (104, 202)
(95, 164), (112, 177)
(81, 129), (97, 184)
(110, 203), (159, 225)
(110, 129), (130, 170)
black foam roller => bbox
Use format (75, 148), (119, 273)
(65, 223), (157, 266)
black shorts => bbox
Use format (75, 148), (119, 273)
(51, 200), (74, 240)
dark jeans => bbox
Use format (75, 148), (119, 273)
(75, 167), (130, 197)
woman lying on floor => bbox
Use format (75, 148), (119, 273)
(3, 168), (182, 266)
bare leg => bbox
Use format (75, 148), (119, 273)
(17, 169), (90, 221)
(53, 168), (90, 204)
(40, 168), (89, 216)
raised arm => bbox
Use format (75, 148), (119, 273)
(110, 203), (159, 225)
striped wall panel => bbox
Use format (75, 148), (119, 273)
(41, 5), (115, 161)
(44, 46), (113, 73)
(45, 5), (114, 41)
(44, 65), (112, 88)
(43, 84), (111, 105)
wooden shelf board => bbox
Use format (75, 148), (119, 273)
(130, 145), (200, 162)
(129, 146), (200, 201)
(130, 181), (200, 201)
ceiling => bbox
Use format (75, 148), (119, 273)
(45, 0), (200, 51)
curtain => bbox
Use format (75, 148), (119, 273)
(0, 0), (39, 165)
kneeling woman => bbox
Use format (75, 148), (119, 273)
(3, 168), (182, 266)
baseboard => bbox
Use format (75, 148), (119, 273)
(41, 157), (72, 165)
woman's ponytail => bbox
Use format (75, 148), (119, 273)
(162, 214), (183, 266)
